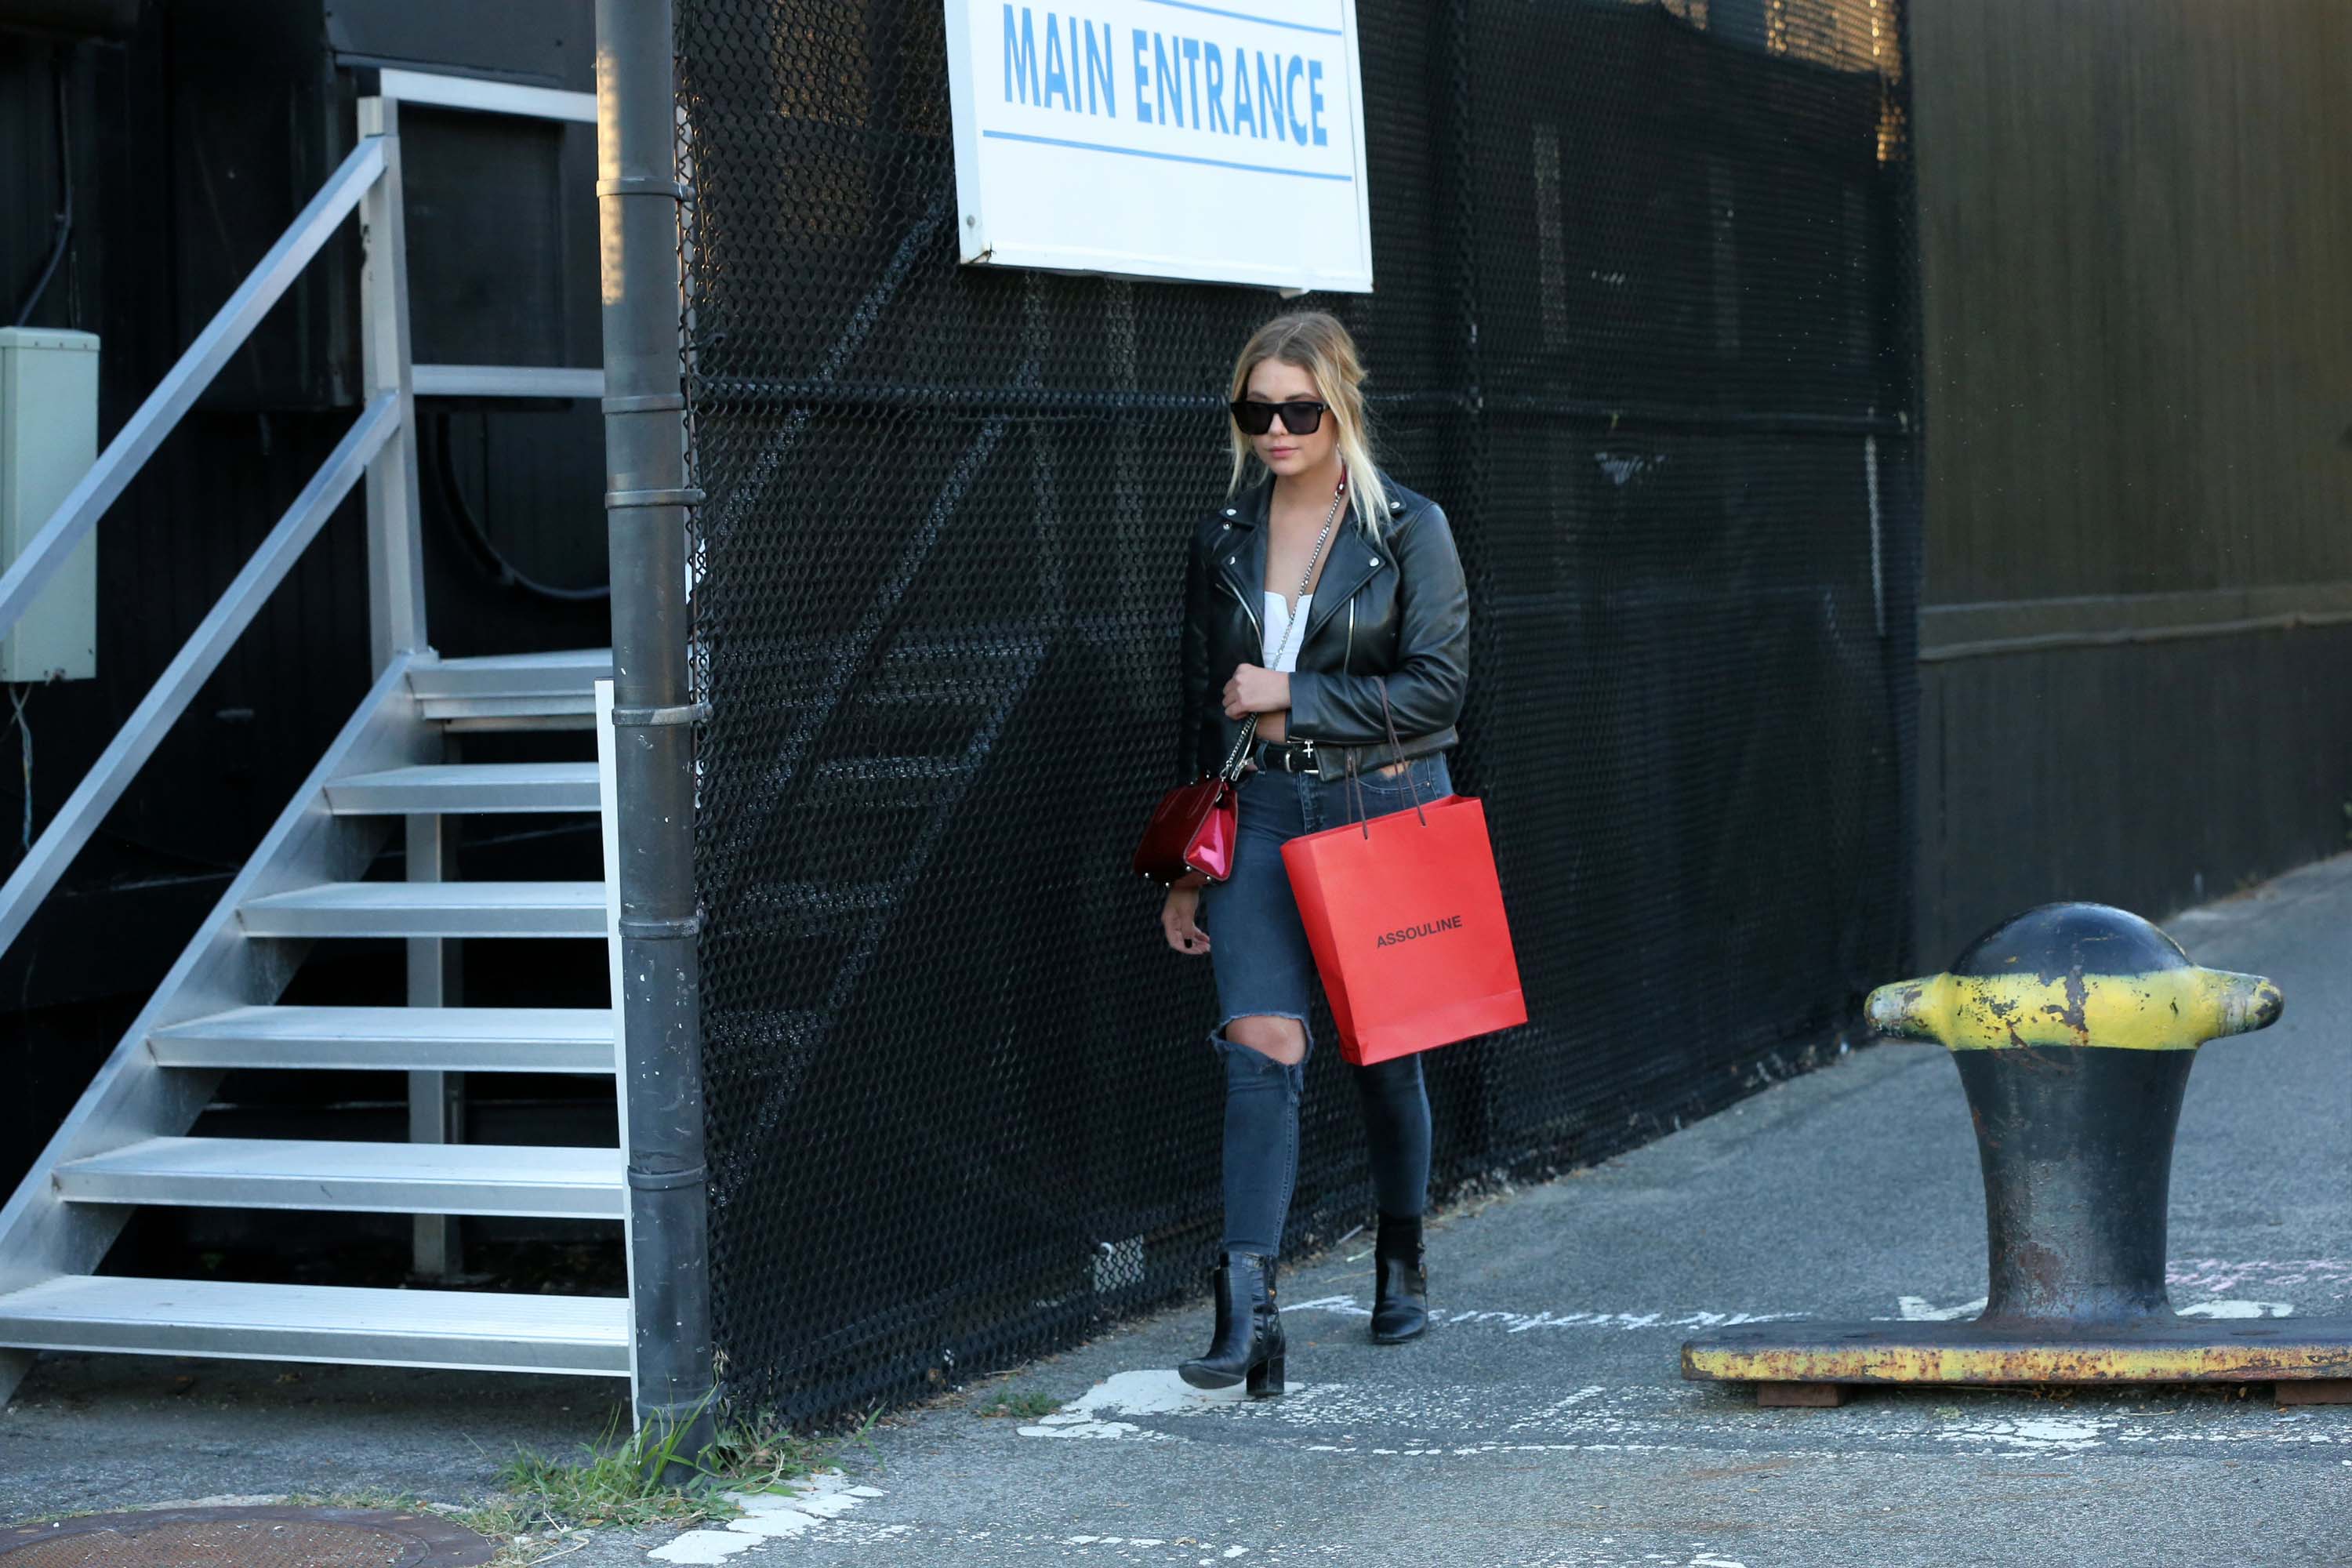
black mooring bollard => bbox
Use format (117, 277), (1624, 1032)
(1680, 902), (2352, 1406)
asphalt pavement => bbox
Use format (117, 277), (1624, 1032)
(5, 853), (2350, 1567)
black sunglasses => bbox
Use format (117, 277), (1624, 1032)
(1229, 398), (1330, 437)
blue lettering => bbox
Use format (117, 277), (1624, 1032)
(1308, 58), (1328, 145)
(1084, 20), (1114, 116)
(1043, 13), (1072, 110)
(1232, 45), (1256, 136)
(1181, 37), (1203, 129)
(1256, 52), (1283, 141)
(1204, 43), (1229, 133)
(1153, 32), (1185, 128)
(1004, 5), (1041, 106)
(1285, 55), (1308, 142)
(1132, 27), (1153, 123)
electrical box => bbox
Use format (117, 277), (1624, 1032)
(0, 328), (100, 683)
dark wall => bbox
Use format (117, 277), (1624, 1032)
(1908, 0), (2352, 959)
(0, 2), (609, 1188)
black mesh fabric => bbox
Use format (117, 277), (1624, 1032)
(677, 0), (1919, 1423)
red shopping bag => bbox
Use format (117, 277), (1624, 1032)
(1281, 791), (1527, 1065)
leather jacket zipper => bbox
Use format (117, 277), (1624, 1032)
(1221, 575), (1263, 646)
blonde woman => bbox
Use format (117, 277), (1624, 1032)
(1160, 311), (1471, 1394)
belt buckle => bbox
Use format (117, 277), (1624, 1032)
(1287, 738), (1316, 774)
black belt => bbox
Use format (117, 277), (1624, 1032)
(1254, 738), (1322, 774)
(1250, 730), (1455, 779)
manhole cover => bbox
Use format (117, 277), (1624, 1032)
(0, 1508), (492, 1568)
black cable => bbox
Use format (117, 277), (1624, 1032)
(429, 409), (611, 603)
(12, 49), (74, 328)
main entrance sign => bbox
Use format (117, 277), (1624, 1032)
(942, 0), (1374, 292)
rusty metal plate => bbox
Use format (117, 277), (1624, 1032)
(0, 1508), (492, 1568)
(2276, 1379), (2352, 1406)
(1684, 1316), (2352, 1387)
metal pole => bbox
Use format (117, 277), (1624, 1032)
(593, 0), (716, 1470)
(356, 97), (426, 673)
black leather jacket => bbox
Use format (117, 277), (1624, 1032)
(1181, 471), (1470, 783)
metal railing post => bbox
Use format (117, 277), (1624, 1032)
(406, 801), (463, 1279)
(358, 95), (427, 671)
(360, 92), (453, 1280)
(594, 0), (717, 1466)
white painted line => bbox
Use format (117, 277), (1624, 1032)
(1896, 1293), (2296, 1321)
(1935, 1415), (2113, 1452)
(1895, 1294), (1987, 1321)
(1019, 1367), (1252, 1439)
(1025, 1367), (2352, 1460)
(724, 1509), (816, 1541)
(648, 1531), (760, 1563)
(1283, 1295), (1809, 1332)
(2178, 1299), (2295, 1319)
(2169, 1259), (2352, 1294)
(651, 1472), (889, 1559)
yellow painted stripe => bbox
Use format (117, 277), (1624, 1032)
(1683, 1338), (2352, 1385)
(1864, 967), (2283, 1051)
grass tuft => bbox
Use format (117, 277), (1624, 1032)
(971, 1389), (1061, 1419)
(478, 1396), (856, 1559)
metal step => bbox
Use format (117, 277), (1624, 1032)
(149, 1007), (615, 1074)
(0, 1276), (629, 1375)
(55, 1137), (623, 1218)
(407, 650), (612, 724)
(324, 763), (601, 815)
(239, 881), (606, 938)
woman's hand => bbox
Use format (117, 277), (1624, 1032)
(1223, 663), (1290, 720)
(1162, 880), (1210, 955)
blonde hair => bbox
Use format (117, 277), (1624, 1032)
(1225, 311), (1392, 539)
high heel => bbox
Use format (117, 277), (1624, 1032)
(1370, 1213), (1428, 1345)
(1178, 1251), (1286, 1396)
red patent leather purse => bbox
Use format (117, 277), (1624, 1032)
(1134, 716), (1258, 885)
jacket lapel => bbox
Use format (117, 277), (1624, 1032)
(1301, 517), (1383, 646)
(1215, 478), (1272, 614)
(1218, 480), (1388, 653)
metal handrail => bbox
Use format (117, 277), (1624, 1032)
(412, 364), (604, 399)
(0, 131), (394, 964)
(0, 394), (402, 961)
(376, 68), (596, 125)
(0, 136), (387, 642)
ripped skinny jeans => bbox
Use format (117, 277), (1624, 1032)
(1198, 751), (1452, 1257)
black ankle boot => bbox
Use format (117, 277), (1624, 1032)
(1178, 1251), (1286, 1396)
(1370, 1214), (1428, 1344)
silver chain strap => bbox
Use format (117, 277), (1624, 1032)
(1268, 483), (1346, 670)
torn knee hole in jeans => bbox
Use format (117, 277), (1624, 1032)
(1215, 1014), (1311, 1066)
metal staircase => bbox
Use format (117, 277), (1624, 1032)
(0, 73), (632, 1402)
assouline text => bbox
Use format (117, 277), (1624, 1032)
(1375, 916), (1464, 949)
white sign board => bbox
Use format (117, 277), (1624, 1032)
(942, 0), (1374, 292)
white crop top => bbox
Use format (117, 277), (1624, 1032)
(1263, 592), (1314, 673)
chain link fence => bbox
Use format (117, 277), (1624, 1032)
(677, 0), (1918, 1423)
